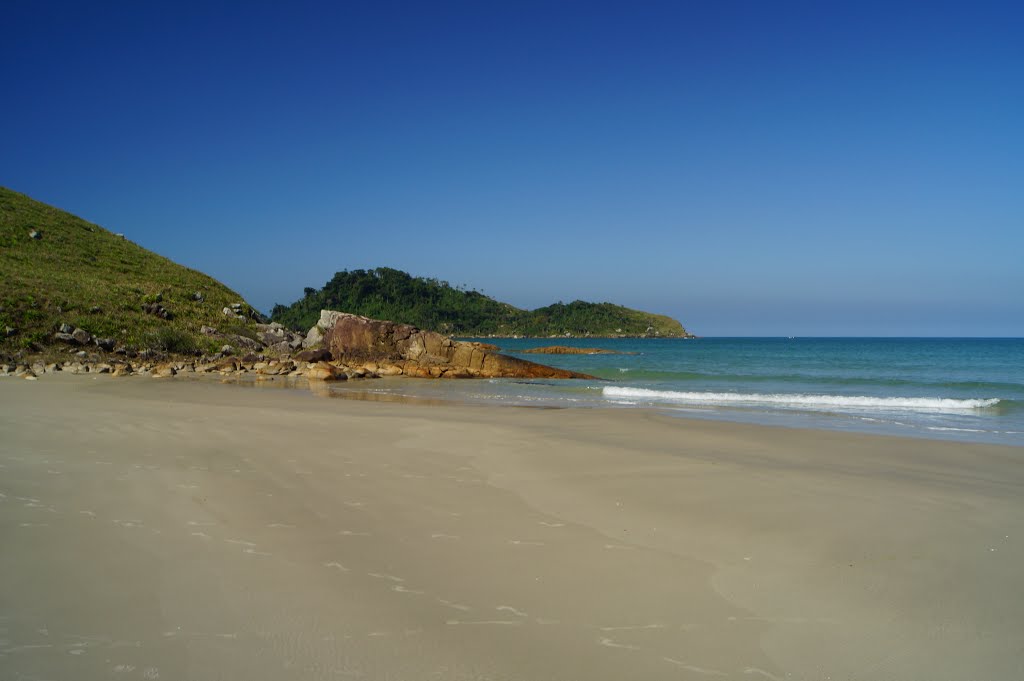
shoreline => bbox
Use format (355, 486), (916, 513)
(7, 366), (1023, 447)
(2, 375), (1023, 679)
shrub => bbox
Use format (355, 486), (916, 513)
(145, 328), (201, 355)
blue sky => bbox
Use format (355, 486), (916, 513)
(3, 1), (1022, 336)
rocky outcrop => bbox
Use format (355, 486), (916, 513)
(519, 346), (633, 355)
(318, 311), (596, 380)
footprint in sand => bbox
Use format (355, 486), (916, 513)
(662, 658), (727, 676)
(598, 637), (640, 651)
(367, 572), (404, 583)
(392, 585), (425, 595)
(598, 624), (665, 632)
(496, 606), (528, 618)
(437, 598), (472, 612)
(243, 548), (272, 556)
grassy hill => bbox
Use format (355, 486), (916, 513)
(271, 267), (692, 338)
(0, 187), (257, 355)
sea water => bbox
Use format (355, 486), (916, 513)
(332, 338), (1024, 446)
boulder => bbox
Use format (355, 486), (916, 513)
(305, 361), (346, 381)
(320, 311), (596, 380)
(295, 348), (332, 363)
(256, 360), (294, 376)
(267, 341), (292, 356)
(152, 364), (177, 378)
(111, 363), (134, 377)
(303, 325), (324, 348)
(72, 328), (92, 345)
(519, 346), (630, 355)
(372, 362), (405, 377)
(94, 337), (116, 352)
(142, 303), (172, 319)
(257, 330), (284, 345)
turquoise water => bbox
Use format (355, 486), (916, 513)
(339, 338), (1024, 446)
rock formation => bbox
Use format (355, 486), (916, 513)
(519, 346), (633, 355)
(315, 311), (596, 380)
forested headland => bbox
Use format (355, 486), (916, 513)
(271, 268), (691, 338)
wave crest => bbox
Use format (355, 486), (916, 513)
(602, 387), (1000, 412)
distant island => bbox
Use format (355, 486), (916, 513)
(271, 268), (692, 338)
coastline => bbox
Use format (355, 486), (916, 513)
(2, 374), (1023, 679)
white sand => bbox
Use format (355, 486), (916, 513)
(1, 375), (1022, 680)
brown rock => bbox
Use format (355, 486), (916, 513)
(320, 312), (596, 380)
(374, 363), (405, 376)
(111, 363), (134, 377)
(305, 361), (346, 381)
(152, 364), (176, 378)
(519, 346), (629, 355)
(295, 348), (333, 363)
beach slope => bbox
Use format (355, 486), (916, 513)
(1, 377), (1022, 680)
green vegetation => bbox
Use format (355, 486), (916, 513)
(271, 267), (691, 338)
(0, 187), (256, 355)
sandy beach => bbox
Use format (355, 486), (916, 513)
(1, 375), (1022, 680)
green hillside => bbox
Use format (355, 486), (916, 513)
(0, 187), (257, 355)
(271, 267), (691, 338)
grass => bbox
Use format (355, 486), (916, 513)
(0, 186), (256, 356)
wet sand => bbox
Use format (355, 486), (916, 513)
(1, 375), (1022, 680)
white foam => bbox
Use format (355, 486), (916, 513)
(602, 387), (1000, 413)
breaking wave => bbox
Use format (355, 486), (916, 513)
(602, 387), (1001, 413)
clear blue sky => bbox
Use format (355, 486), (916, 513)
(3, 1), (1022, 336)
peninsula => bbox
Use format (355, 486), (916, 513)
(270, 267), (692, 339)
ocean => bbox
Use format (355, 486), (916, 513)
(330, 337), (1024, 446)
